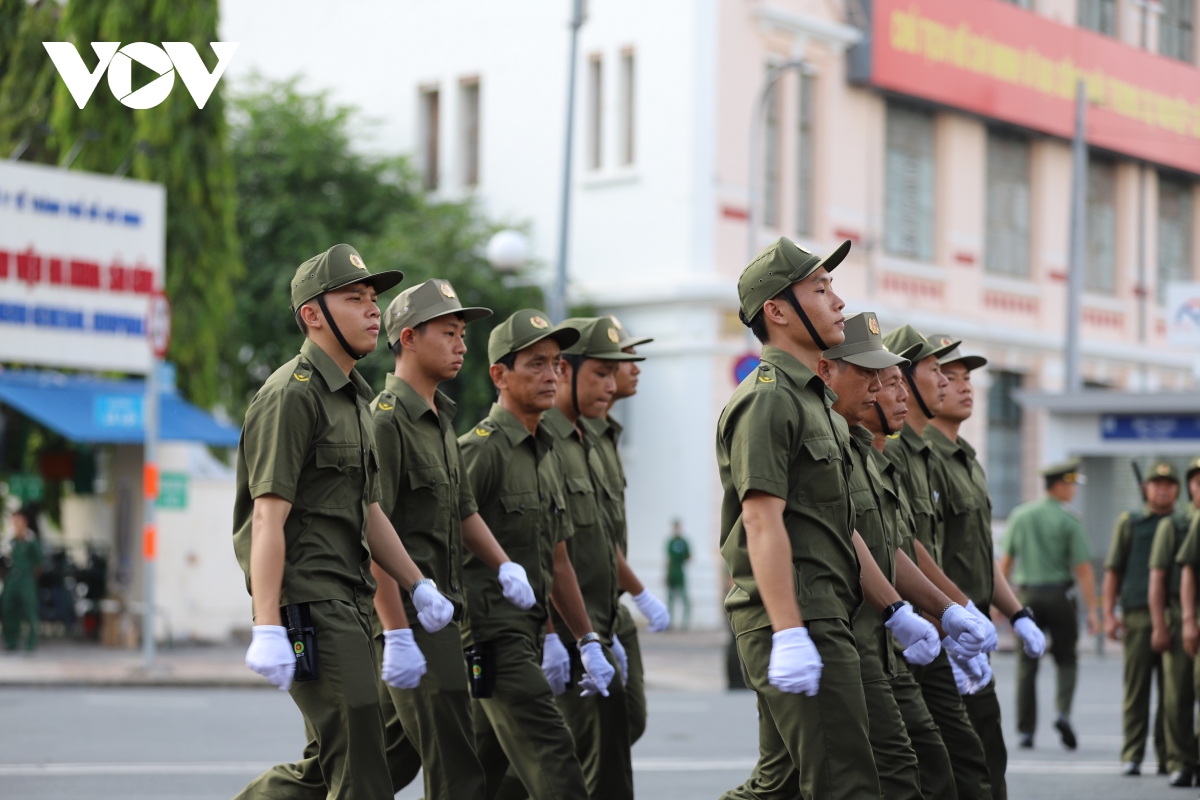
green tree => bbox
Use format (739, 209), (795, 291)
(0, 0), (61, 164)
(227, 77), (542, 431)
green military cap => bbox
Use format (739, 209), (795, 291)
(289, 243), (405, 313)
(926, 333), (988, 370)
(561, 317), (646, 361)
(881, 324), (959, 366)
(1146, 460), (1181, 484)
(1186, 457), (1200, 482)
(1042, 457), (1086, 485)
(384, 278), (492, 348)
(822, 312), (908, 369)
(737, 237), (852, 323)
(487, 309), (581, 364)
(606, 314), (653, 349)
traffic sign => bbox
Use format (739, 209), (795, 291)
(147, 293), (171, 358)
(733, 352), (761, 385)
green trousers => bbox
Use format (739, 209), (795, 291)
(963, 674), (1008, 800)
(1164, 606), (1197, 773)
(555, 640), (634, 800)
(1, 576), (38, 651)
(234, 599), (392, 800)
(1016, 587), (1078, 735)
(892, 665), (956, 800)
(615, 605), (647, 744)
(912, 651), (993, 800)
(1121, 607), (1167, 766)
(720, 618), (880, 800)
(667, 581), (690, 629)
(473, 632), (589, 800)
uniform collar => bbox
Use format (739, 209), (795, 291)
(899, 421), (929, 454)
(760, 345), (837, 407)
(487, 403), (535, 447)
(301, 338), (373, 401)
(925, 424), (977, 461)
(607, 415), (624, 438)
(541, 405), (582, 442)
(385, 373), (457, 424)
(851, 423), (875, 448)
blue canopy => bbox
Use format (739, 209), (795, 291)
(0, 370), (242, 447)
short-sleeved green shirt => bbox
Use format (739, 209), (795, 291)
(371, 374), (477, 618)
(847, 423), (899, 681)
(1106, 508), (1171, 611)
(717, 346), (861, 636)
(544, 406), (622, 644)
(925, 426), (995, 613)
(875, 444), (918, 564)
(232, 338), (381, 616)
(1150, 508), (1195, 604)
(1001, 496), (1091, 586)
(458, 403), (572, 646)
(582, 415), (628, 555)
(8, 536), (42, 580)
(885, 422), (943, 566)
(1175, 514), (1200, 611)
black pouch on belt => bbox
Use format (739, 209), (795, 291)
(466, 640), (496, 698)
(283, 602), (319, 682)
(565, 640), (583, 690)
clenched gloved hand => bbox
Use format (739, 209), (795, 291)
(412, 580), (455, 632)
(885, 603), (941, 666)
(611, 634), (628, 685)
(245, 625), (295, 691)
(1013, 615), (1046, 658)
(768, 626), (822, 696)
(633, 590), (670, 632)
(542, 632), (571, 696)
(940, 603), (987, 659)
(965, 600), (999, 653)
(498, 562), (535, 610)
(578, 640), (615, 698)
(381, 628), (427, 689)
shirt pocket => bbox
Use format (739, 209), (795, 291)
(314, 443), (363, 508)
(794, 437), (845, 507)
(564, 475), (598, 528)
(404, 464), (449, 532)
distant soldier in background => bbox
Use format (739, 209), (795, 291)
(999, 458), (1098, 751)
(1, 506), (42, 652)
(666, 519), (692, 630)
(1104, 460), (1180, 776)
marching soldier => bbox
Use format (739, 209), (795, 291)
(1150, 457), (1200, 786)
(999, 459), (1099, 750)
(459, 309), (612, 800)
(924, 335), (1046, 800)
(233, 244), (454, 800)
(1106, 460), (1180, 776)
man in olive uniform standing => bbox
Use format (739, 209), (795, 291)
(2, 507), (41, 652)
(924, 336), (1046, 800)
(999, 459), (1099, 750)
(1105, 460), (1180, 776)
(459, 309), (613, 800)
(717, 237), (881, 800)
(233, 244), (455, 800)
(1177, 482), (1200, 788)
(1150, 458), (1200, 786)
(882, 325), (996, 800)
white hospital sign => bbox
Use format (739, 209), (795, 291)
(0, 160), (166, 374)
(1167, 282), (1200, 347)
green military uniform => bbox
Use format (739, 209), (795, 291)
(1107, 461), (1177, 770)
(925, 424), (1008, 800)
(718, 236), (879, 800)
(1151, 492), (1198, 777)
(545, 316), (642, 800)
(2, 532), (41, 651)
(883, 325), (993, 800)
(233, 243), (405, 800)
(456, 310), (588, 800)
(667, 532), (691, 627)
(1176, 507), (1200, 778)
(1001, 460), (1091, 741)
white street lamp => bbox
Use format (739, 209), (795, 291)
(486, 229), (530, 274)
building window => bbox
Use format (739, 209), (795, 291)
(1085, 157), (1116, 293)
(1078, 0), (1117, 37)
(884, 102), (935, 261)
(460, 79), (480, 188)
(985, 131), (1031, 277)
(987, 371), (1023, 519)
(1158, 172), (1194, 303)
(587, 55), (603, 170)
(763, 68), (781, 229)
(619, 49), (635, 166)
(796, 73), (815, 237)
(419, 87), (440, 191)
(1161, 0), (1195, 63)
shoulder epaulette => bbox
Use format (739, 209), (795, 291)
(286, 358), (314, 392)
(470, 418), (499, 439)
(752, 362), (778, 390)
(372, 390), (397, 415)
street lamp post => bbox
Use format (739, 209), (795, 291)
(1065, 79), (1088, 393)
(551, 0), (586, 323)
(747, 61), (805, 263)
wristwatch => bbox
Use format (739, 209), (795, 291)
(881, 600), (908, 623)
(1010, 606), (1036, 625)
(411, 578), (437, 595)
(578, 631), (601, 647)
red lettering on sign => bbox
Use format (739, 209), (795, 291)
(16, 248), (42, 285)
(108, 264), (128, 292)
(132, 267), (154, 295)
(0, 250), (8, 279)
(49, 259), (64, 285)
(69, 260), (100, 289)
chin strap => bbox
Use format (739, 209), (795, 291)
(780, 289), (829, 352)
(570, 357), (581, 418)
(873, 402), (894, 436)
(317, 294), (369, 361)
(902, 366), (936, 419)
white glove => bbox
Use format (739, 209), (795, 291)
(498, 562), (536, 610)
(884, 603), (941, 666)
(245, 625), (295, 691)
(947, 648), (978, 694)
(381, 628), (427, 689)
(611, 634), (628, 685)
(578, 640), (615, 698)
(941, 603), (987, 658)
(965, 600), (999, 653)
(768, 626), (823, 696)
(971, 653), (993, 687)
(542, 632), (571, 696)
(633, 589), (670, 632)
(942, 636), (986, 680)
(412, 580), (455, 632)
(1013, 615), (1046, 658)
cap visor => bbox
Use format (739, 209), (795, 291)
(814, 239), (852, 276)
(617, 336), (654, 349)
(547, 325), (582, 352)
(842, 351), (908, 369)
(929, 339), (962, 362)
(593, 352), (645, 362)
(417, 306), (493, 327)
(897, 343), (926, 363)
(329, 269), (405, 296)
(940, 353), (988, 370)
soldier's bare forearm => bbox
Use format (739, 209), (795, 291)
(365, 502), (425, 590)
(853, 532), (901, 611)
(912, 540), (970, 605)
(1074, 562), (1098, 615)
(1102, 569), (1121, 618)
(370, 565), (411, 630)
(990, 560), (1023, 618)
(461, 512), (509, 571)
(549, 541), (594, 639)
(616, 547), (645, 595)
(249, 495), (291, 626)
(895, 549), (950, 615)
(1149, 569), (1168, 632)
(743, 492), (803, 631)
(1182, 567), (1197, 624)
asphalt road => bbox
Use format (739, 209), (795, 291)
(0, 648), (1181, 799)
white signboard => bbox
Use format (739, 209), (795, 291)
(1167, 282), (1200, 347)
(0, 160), (165, 373)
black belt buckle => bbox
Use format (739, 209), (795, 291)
(283, 602), (319, 682)
(465, 640), (496, 699)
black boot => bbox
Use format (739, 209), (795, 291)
(1054, 716), (1077, 750)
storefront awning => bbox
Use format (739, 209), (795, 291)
(0, 370), (241, 447)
